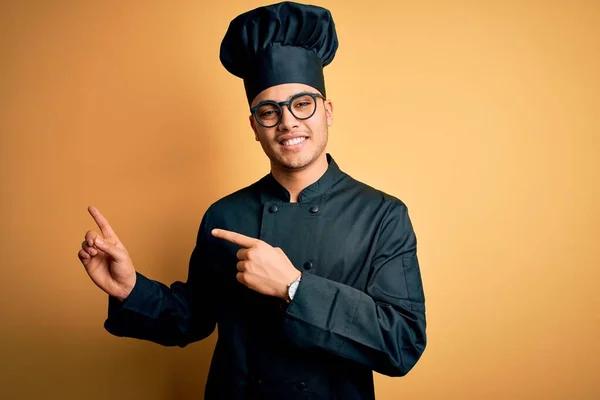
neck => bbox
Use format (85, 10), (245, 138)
(271, 153), (328, 202)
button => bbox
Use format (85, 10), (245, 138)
(295, 381), (307, 391)
(251, 376), (262, 385)
(309, 206), (319, 213)
(269, 205), (278, 213)
(303, 261), (313, 270)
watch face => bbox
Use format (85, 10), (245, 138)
(288, 280), (300, 299)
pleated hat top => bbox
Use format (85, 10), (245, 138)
(220, 1), (339, 105)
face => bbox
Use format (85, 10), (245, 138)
(249, 83), (334, 172)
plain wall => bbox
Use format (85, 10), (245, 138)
(1, 0), (598, 399)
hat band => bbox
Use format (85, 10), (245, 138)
(244, 45), (326, 105)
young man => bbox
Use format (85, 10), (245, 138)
(78, 2), (426, 399)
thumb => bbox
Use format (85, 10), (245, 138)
(94, 237), (126, 260)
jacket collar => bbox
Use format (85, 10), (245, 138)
(259, 153), (344, 203)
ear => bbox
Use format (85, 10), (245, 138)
(249, 115), (259, 141)
(324, 99), (334, 127)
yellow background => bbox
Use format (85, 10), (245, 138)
(1, 0), (598, 399)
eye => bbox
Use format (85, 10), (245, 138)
(258, 107), (280, 119)
(292, 95), (315, 110)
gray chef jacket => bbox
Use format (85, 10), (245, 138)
(104, 154), (427, 399)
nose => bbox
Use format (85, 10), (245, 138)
(277, 105), (300, 132)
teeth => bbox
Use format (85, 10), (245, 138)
(282, 137), (306, 146)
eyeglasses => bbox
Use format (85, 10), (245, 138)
(250, 92), (326, 128)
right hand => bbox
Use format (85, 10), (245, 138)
(78, 206), (136, 302)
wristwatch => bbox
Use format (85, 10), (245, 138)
(286, 275), (302, 303)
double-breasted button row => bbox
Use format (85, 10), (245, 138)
(250, 376), (306, 391)
(267, 205), (319, 213)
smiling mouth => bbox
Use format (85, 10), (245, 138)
(281, 137), (307, 147)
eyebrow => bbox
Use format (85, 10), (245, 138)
(254, 91), (319, 106)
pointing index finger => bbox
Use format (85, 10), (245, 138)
(212, 229), (259, 248)
(88, 206), (119, 241)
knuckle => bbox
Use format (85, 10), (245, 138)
(236, 272), (246, 284)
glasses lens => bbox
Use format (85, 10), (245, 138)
(256, 103), (281, 127)
(290, 95), (317, 120)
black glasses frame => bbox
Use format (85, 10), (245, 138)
(250, 92), (326, 128)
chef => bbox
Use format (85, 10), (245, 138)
(79, 2), (427, 399)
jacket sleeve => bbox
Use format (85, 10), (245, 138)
(103, 215), (217, 347)
(281, 201), (426, 376)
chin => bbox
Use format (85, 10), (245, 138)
(280, 159), (310, 170)
(275, 154), (314, 171)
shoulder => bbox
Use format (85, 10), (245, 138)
(199, 176), (265, 229)
(337, 173), (417, 252)
(334, 170), (410, 215)
(210, 179), (262, 210)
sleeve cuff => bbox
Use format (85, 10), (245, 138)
(282, 272), (361, 352)
(107, 272), (157, 318)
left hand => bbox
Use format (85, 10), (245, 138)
(211, 228), (301, 300)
